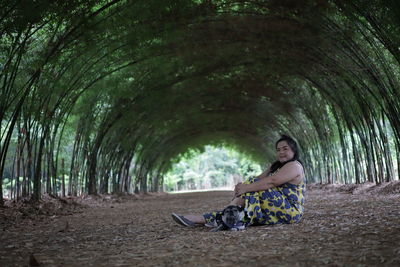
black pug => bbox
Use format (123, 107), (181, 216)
(210, 205), (246, 232)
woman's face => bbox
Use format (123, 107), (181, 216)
(276, 141), (295, 163)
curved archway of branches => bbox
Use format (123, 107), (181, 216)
(1, 0), (400, 202)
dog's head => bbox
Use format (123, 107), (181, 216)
(221, 205), (244, 229)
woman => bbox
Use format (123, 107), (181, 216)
(171, 135), (306, 228)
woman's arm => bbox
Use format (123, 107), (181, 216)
(255, 167), (271, 179)
(234, 161), (303, 196)
(234, 180), (274, 196)
(266, 161), (303, 186)
(234, 166), (271, 195)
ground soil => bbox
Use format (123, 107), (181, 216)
(1, 182), (400, 266)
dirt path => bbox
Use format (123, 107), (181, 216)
(1, 187), (400, 266)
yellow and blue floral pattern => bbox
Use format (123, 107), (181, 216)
(204, 175), (306, 226)
(240, 176), (306, 225)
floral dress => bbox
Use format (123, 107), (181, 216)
(203, 174), (306, 227)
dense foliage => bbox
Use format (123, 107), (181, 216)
(164, 146), (262, 191)
(1, 0), (400, 203)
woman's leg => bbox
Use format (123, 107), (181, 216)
(181, 214), (206, 224)
(182, 196), (244, 225)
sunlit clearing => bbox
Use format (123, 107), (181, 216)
(164, 146), (262, 192)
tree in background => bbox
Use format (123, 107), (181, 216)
(164, 146), (261, 192)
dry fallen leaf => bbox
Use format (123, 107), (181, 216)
(29, 253), (40, 266)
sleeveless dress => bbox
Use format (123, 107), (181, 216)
(203, 173), (306, 227)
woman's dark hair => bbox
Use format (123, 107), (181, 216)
(268, 135), (302, 174)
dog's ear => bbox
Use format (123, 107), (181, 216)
(237, 205), (244, 212)
(215, 212), (223, 224)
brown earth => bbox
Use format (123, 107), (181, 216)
(1, 182), (400, 266)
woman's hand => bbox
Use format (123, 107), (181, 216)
(234, 182), (249, 197)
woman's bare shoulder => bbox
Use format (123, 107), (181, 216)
(283, 160), (303, 170)
(276, 161), (303, 185)
(282, 161), (304, 177)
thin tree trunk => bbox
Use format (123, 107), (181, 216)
(33, 130), (48, 201)
(61, 158), (65, 197)
(16, 134), (21, 200)
(350, 131), (361, 184)
(46, 139), (52, 194)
